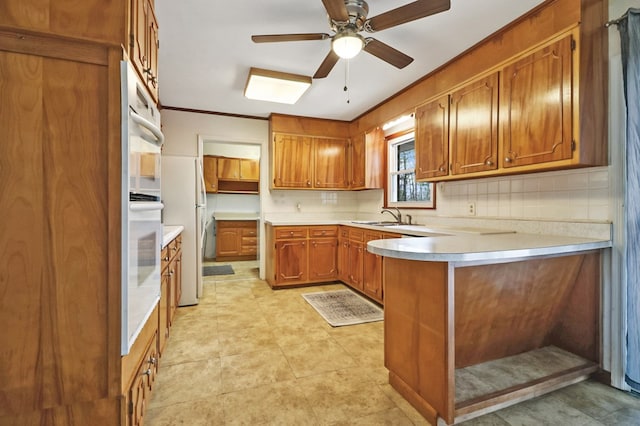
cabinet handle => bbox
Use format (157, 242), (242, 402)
(141, 369), (152, 376)
(164, 256), (170, 261)
(485, 160), (494, 166)
(307, 181), (311, 186)
(172, 247), (177, 251)
(439, 166), (445, 172)
(289, 231), (294, 236)
(504, 157), (512, 163)
(148, 356), (157, 365)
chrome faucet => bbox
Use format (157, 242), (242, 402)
(381, 207), (402, 224)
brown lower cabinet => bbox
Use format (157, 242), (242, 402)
(216, 220), (258, 261)
(266, 225), (339, 288)
(267, 224), (396, 304)
(122, 231), (182, 425)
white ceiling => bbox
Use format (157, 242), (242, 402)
(154, 0), (545, 122)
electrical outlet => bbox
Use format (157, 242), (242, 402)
(467, 202), (476, 216)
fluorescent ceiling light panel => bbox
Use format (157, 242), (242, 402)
(244, 68), (312, 104)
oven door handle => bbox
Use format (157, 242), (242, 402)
(130, 201), (164, 212)
(130, 110), (164, 146)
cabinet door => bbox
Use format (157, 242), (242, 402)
(174, 251), (182, 309)
(272, 134), (313, 188)
(131, 0), (149, 81)
(159, 271), (169, 353)
(415, 95), (450, 180)
(337, 237), (350, 283)
(216, 228), (240, 257)
(363, 232), (384, 302)
(450, 73), (499, 175)
(309, 238), (338, 281)
(240, 159), (260, 181)
(313, 137), (348, 188)
(275, 240), (308, 284)
(203, 155), (218, 193)
(217, 158), (240, 180)
(364, 127), (385, 189)
(348, 241), (364, 291)
(350, 134), (366, 188)
(501, 35), (573, 168)
(145, 0), (159, 101)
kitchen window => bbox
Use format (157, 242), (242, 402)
(387, 132), (435, 209)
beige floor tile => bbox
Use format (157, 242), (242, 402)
(148, 359), (222, 409)
(330, 407), (415, 426)
(378, 384), (431, 426)
(270, 322), (332, 347)
(220, 348), (296, 393)
(160, 333), (220, 366)
(552, 379), (640, 420)
(221, 380), (318, 426)
(217, 325), (280, 356)
(280, 338), (357, 378)
(493, 393), (606, 425)
(145, 397), (225, 425)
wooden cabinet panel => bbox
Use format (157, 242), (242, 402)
(313, 137), (348, 189)
(338, 237), (350, 283)
(0, 0), (126, 45)
(218, 158), (241, 180)
(501, 35), (574, 168)
(240, 159), (260, 181)
(348, 241), (364, 291)
(275, 240), (308, 285)
(216, 220), (258, 260)
(350, 127), (385, 190)
(363, 231), (384, 303)
(309, 238), (338, 281)
(450, 73), (499, 175)
(275, 227), (308, 240)
(129, 0), (159, 102)
(415, 95), (450, 180)
(273, 134), (313, 188)
(203, 155), (218, 193)
(0, 45), (118, 416)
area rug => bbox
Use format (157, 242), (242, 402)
(302, 289), (383, 327)
(203, 265), (234, 276)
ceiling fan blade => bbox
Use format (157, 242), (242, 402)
(252, 33), (331, 43)
(313, 50), (340, 79)
(365, 0), (451, 32)
(321, 0), (349, 22)
(364, 38), (413, 69)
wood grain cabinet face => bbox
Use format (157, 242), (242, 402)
(217, 158), (240, 180)
(203, 155), (218, 193)
(272, 133), (349, 189)
(272, 134), (313, 188)
(363, 231), (384, 302)
(130, 0), (159, 101)
(240, 159), (260, 181)
(350, 128), (385, 190)
(501, 35), (574, 168)
(450, 73), (499, 175)
(415, 95), (450, 180)
(309, 226), (339, 281)
(216, 220), (258, 260)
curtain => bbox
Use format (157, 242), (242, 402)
(619, 8), (640, 393)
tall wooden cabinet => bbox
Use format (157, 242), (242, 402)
(350, 127), (385, 190)
(130, 0), (160, 101)
(0, 32), (123, 423)
(415, 95), (450, 180)
(203, 155), (218, 193)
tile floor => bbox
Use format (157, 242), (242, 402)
(146, 260), (640, 425)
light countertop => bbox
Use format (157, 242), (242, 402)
(162, 225), (184, 248)
(214, 212), (259, 221)
(367, 233), (612, 263)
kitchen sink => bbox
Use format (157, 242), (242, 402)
(351, 220), (402, 226)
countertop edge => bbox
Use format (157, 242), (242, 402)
(162, 225), (184, 248)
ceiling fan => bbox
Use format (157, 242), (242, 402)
(251, 0), (451, 79)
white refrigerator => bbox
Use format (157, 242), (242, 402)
(161, 155), (206, 305)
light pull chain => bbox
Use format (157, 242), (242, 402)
(343, 59), (350, 104)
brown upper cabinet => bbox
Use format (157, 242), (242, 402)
(272, 133), (349, 190)
(415, 29), (604, 182)
(501, 35), (573, 169)
(218, 157), (260, 181)
(130, 0), (160, 102)
(350, 127), (385, 190)
(203, 155), (218, 193)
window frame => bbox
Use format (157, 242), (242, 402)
(385, 130), (436, 209)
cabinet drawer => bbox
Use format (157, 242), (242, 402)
(242, 236), (257, 246)
(242, 228), (257, 237)
(161, 246), (170, 267)
(349, 228), (365, 242)
(275, 227), (308, 239)
(364, 231), (383, 242)
(218, 220), (256, 229)
(309, 226), (338, 238)
(339, 227), (350, 239)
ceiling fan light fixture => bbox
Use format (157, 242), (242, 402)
(332, 31), (364, 59)
(244, 67), (312, 104)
